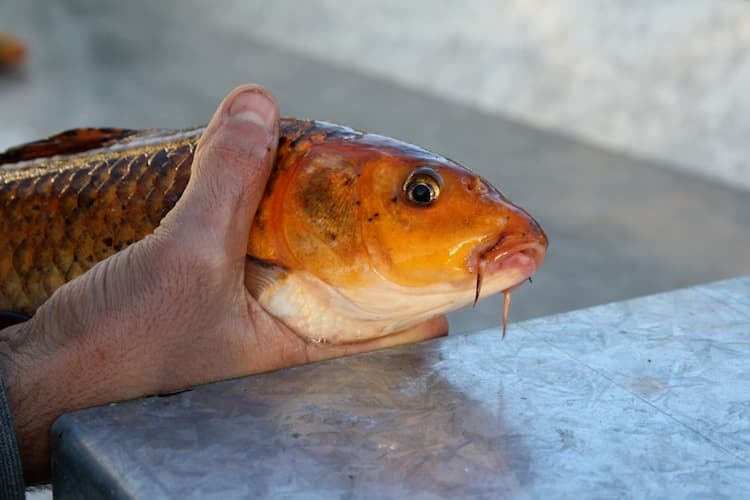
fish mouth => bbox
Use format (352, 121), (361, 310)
(472, 234), (547, 338)
(484, 236), (545, 268)
(473, 235), (547, 306)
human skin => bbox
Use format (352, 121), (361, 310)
(0, 85), (448, 484)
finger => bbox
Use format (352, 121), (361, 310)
(168, 85), (280, 256)
(304, 315), (449, 364)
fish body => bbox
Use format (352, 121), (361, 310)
(0, 119), (547, 343)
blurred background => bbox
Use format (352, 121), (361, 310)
(1, 0), (749, 335)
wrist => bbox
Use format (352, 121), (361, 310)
(0, 318), (102, 484)
(0, 320), (49, 483)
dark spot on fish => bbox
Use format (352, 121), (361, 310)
(292, 432), (301, 439)
(299, 168), (359, 248)
(343, 178), (351, 186)
(103, 237), (113, 247)
(367, 217), (373, 222)
(266, 146), (271, 152)
(373, 212), (379, 218)
(390, 196), (398, 203)
(355, 200), (360, 206)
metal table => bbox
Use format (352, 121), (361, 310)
(51, 277), (750, 498)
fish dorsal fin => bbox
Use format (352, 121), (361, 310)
(0, 127), (139, 164)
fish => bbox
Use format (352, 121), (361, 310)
(0, 32), (26, 69)
(0, 119), (547, 343)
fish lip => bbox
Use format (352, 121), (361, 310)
(476, 236), (547, 274)
(472, 235), (547, 306)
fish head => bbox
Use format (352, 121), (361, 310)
(356, 136), (548, 306)
(249, 120), (547, 342)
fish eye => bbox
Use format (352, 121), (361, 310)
(403, 167), (442, 206)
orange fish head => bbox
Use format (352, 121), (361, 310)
(357, 136), (547, 306)
(249, 121), (548, 343)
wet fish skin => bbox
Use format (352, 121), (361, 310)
(0, 119), (547, 343)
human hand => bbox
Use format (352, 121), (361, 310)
(0, 84), (448, 483)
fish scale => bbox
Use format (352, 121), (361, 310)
(0, 119), (320, 316)
(0, 139), (195, 314)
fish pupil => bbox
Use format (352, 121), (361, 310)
(411, 183), (434, 204)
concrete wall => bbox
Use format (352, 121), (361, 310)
(207, 0), (750, 191)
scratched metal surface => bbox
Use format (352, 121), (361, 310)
(50, 276), (750, 498)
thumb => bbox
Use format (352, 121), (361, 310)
(166, 85), (279, 256)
